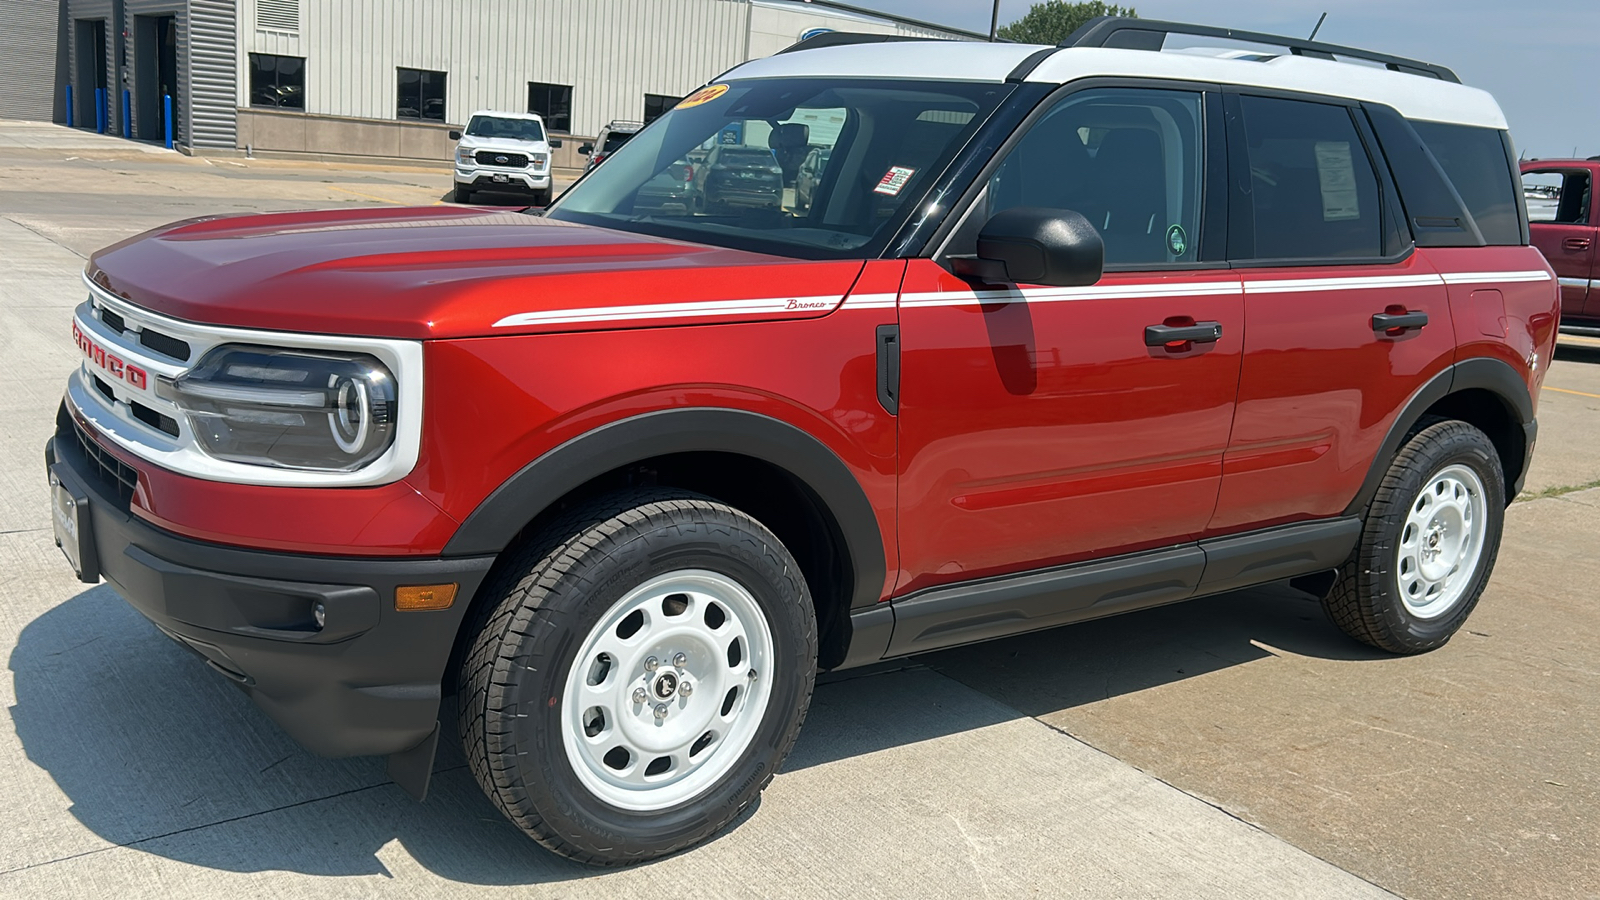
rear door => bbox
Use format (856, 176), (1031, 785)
(896, 84), (1243, 595)
(1520, 166), (1596, 320)
(1208, 92), (1455, 532)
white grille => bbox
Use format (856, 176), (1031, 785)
(255, 0), (300, 34)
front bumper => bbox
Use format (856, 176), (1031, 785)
(47, 413), (495, 760)
(454, 166), (551, 192)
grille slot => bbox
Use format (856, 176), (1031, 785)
(139, 328), (192, 361)
(67, 417), (138, 510)
(130, 401), (181, 438)
(92, 375), (116, 402)
(100, 308), (128, 334)
(475, 150), (530, 168)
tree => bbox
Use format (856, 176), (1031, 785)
(996, 1), (1138, 45)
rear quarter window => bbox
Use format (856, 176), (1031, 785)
(1409, 121), (1523, 245)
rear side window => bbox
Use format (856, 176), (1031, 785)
(1234, 96), (1384, 260)
(1410, 121), (1522, 244)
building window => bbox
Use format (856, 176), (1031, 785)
(249, 53), (305, 110)
(398, 68), (446, 122)
(527, 82), (572, 134)
(643, 93), (681, 125)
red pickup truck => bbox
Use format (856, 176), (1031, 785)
(1522, 158), (1599, 334)
(49, 19), (1556, 865)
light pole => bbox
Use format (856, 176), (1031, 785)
(989, 0), (1001, 41)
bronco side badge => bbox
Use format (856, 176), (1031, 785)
(1166, 224), (1188, 257)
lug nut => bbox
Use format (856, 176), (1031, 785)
(672, 652), (687, 668)
(644, 656), (659, 672)
(654, 704), (669, 720)
(632, 688), (647, 704)
(679, 681), (694, 698)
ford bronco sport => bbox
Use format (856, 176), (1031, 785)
(49, 18), (1556, 865)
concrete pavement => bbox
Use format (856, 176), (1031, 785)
(2, 120), (1598, 898)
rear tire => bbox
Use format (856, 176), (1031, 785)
(457, 489), (817, 865)
(1323, 419), (1505, 653)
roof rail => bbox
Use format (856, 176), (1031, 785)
(1060, 17), (1460, 83)
(776, 32), (945, 55)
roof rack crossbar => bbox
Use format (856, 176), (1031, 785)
(776, 33), (946, 55)
(1060, 17), (1460, 84)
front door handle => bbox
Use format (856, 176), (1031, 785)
(1144, 321), (1222, 347)
(1372, 310), (1428, 334)
(1564, 237), (1593, 252)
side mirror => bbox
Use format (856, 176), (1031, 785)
(448, 130), (461, 141)
(953, 207), (1103, 287)
(549, 138), (563, 149)
(578, 143), (594, 155)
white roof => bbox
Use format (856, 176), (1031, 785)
(724, 42), (1506, 130)
(467, 109), (545, 121)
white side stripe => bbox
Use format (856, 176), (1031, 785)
(902, 281), (1241, 308)
(1439, 270), (1553, 285)
(1244, 274), (1443, 293)
(493, 295), (844, 328)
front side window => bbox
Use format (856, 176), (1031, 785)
(249, 53), (304, 110)
(1521, 169), (1590, 225)
(550, 78), (1011, 260)
(397, 68), (446, 122)
(465, 114), (544, 143)
(528, 82), (572, 133)
(1411, 121), (1522, 244)
(643, 94), (681, 125)
(988, 87), (1204, 267)
(1236, 95), (1383, 260)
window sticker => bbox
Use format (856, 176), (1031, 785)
(873, 166), (916, 196)
(1314, 141), (1361, 221)
(676, 84), (729, 110)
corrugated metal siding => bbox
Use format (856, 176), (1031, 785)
(0, 0), (66, 121)
(239, 0), (751, 135)
(188, 0), (238, 147)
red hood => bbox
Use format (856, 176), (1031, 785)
(87, 206), (866, 339)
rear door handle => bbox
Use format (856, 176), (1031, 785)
(1371, 310), (1428, 333)
(1564, 237), (1593, 251)
(1144, 321), (1222, 347)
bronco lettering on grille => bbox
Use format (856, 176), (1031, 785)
(73, 320), (149, 390)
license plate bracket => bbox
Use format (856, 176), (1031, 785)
(49, 464), (100, 583)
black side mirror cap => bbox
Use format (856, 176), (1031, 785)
(549, 139), (563, 149)
(578, 143), (594, 155)
(955, 207), (1104, 287)
(448, 130), (462, 141)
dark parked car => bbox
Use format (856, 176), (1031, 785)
(794, 147), (831, 213)
(695, 145), (783, 213)
(634, 158), (698, 215)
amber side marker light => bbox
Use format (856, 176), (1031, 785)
(396, 584), (458, 611)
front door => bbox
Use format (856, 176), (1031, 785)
(896, 85), (1242, 596)
(1521, 167), (1596, 321)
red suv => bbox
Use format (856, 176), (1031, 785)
(48, 19), (1557, 865)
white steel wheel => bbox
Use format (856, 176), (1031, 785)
(1395, 463), (1488, 619)
(561, 569), (775, 811)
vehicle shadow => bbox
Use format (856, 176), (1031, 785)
(437, 188), (546, 208)
(9, 579), (1374, 883)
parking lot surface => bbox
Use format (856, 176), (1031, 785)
(1, 122), (1596, 898)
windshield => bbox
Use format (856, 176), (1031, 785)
(465, 115), (545, 142)
(548, 78), (1012, 259)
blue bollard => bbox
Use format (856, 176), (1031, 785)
(122, 90), (132, 138)
(164, 94), (173, 149)
(65, 85), (74, 128)
(95, 88), (105, 133)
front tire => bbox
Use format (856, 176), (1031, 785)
(453, 183), (474, 203)
(531, 187), (552, 207)
(457, 489), (817, 865)
(1323, 419), (1505, 653)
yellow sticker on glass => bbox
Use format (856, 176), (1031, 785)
(677, 84), (730, 110)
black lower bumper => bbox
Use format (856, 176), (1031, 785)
(47, 420), (495, 763)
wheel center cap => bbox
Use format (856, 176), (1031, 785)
(653, 672), (679, 701)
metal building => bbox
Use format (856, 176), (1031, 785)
(1, 0), (977, 169)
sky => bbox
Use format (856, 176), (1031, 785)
(846, 0), (1598, 160)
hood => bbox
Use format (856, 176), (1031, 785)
(86, 207), (867, 340)
(458, 135), (550, 154)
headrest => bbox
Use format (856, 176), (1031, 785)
(768, 123), (810, 150)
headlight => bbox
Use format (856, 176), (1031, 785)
(532, 153), (549, 168)
(457, 147), (474, 165)
(163, 344), (398, 472)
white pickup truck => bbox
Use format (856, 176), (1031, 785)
(449, 110), (561, 205)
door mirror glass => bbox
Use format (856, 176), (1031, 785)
(448, 130), (461, 141)
(960, 207), (1104, 286)
(549, 138), (563, 149)
(579, 143), (594, 155)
